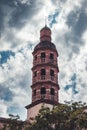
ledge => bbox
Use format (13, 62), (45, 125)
(25, 99), (58, 109)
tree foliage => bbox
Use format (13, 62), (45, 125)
(0, 114), (24, 130)
(8, 114), (24, 130)
(27, 101), (87, 130)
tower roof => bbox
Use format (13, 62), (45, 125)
(34, 41), (56, 51)
(40, 25), (51, 32)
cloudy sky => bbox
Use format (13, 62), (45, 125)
(0, 0), (87, 120)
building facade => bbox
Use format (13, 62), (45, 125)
(26, 26), (60, 121)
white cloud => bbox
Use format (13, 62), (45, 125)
(59, 29), (87, 103)
(59, 88), (72, 103)
(0, 46), (32, 119)
(17, 0), (31, 5)
(82, 31), (87, 43)
(0, 37), (11, 51)
(0, 100), (8, 118)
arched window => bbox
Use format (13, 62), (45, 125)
(34, 71), (37, 77)
(50, 53), (54, 59)
(50, 69), (54, 80)
(41, 69), (45, 75)
(50, 70), (54, 76)
(41, 87), (46, 94)
(41, 69), (46, 80)
(33, 90), (36, 96)
(50, 53), (54, 63)
(50, 88), (55, 95)
(41, 52), (46, 62)
(34, 55), (37, 61)
(41, 87), (46, 99)
(41, 52), (46, 58)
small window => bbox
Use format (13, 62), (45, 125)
(34, 71), (37, 77)
(50, 70), (54, 76)
(41, 52), (46, 58)
(41, 87), (46, 94)
(41, 69), (45, 75)
(33, 90), (36, 96)
(34, 55), (37, 60)
(50, 53), (54, 59)
(50, 88), (55, 95)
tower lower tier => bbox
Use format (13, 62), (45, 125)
(31, 82), (59, 103)
(25, 99), (58, 121)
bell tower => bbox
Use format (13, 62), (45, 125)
(26, 26), (60, 121)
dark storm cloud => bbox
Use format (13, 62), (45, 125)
(0, 0), (42, 32)
(0, 84), (14, 101)
(63, 31), (81, 59)
(0, 8), (4, 33)
(0, 0), (15, 32)
(74, 11), (87, 37)
(66, 10), (79, 29)
(0, 0), (44, 50)
(53, 0), (87, 60)
(66, 0), (87, 45)
(8, 2), (31, 29)
(66, 9), (87, 38)
(58, 0), (87, 59)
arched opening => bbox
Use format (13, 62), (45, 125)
(41, 87), (46, 99)
(50, 69), (54, 80)
(41, 69), (46, 80)
(34, 55), (37, 61)
(41, 52), (46, 62)
(50, 88), (55, 95)
(50, 53), (54, 59)
(50, 53), (54, 63)
(34, 71), (37, 77)
(33, 90), (36, 96)
(50, 88), (55, 101)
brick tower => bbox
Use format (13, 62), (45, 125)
(26, 25), (59, 121)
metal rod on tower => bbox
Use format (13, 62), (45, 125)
(45, 16), (47, 27)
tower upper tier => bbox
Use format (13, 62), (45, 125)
(40, 25), (51, 42)
(34, 26), (58, 56)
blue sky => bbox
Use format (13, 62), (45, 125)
(0, 0), (87, 120)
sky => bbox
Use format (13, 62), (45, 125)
(0, 0), (87, 120)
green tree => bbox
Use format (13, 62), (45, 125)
(7, 114), (24, 130)
(25, 101), (87, 130)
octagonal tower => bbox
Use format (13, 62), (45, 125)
(26, 26), (60, 121)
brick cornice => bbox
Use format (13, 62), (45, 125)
(31, 82), (60, 89)
(32, 63), (59, 72)
(25, 99), (58, 109)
